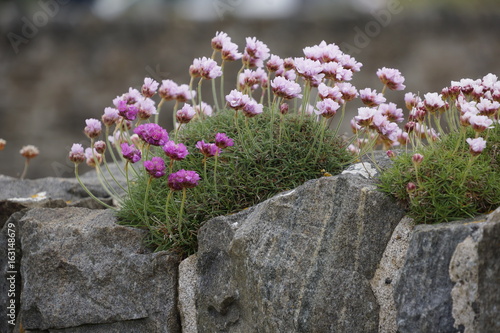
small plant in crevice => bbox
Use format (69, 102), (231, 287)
(69, 31), (500, 256)
(379, 77), (500, 224)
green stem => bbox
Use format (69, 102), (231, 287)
(143, 176), (152, 226)
(20, 159), (29, 180)
(155, 98), (165, 124)
(75, 164), (116, 210)
(177, 188), (187, 243)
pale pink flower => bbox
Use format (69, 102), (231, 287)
(69, 143), (85, 164)
(159, 79), (179, 100)
(102, 107), (120, 126)
(271, 76), (302, 99)
(243, 37), (270, 67)
(317, 83), (343, 103)
(476, 98), (500, 117)
(176, 103), (196, 124)
(377, 67), (406, 91)
(195, 102), (213, 117)
(190, 57), (222, 80)
(404, 92), (421, 110)
(225, 90), (251, 110)
(337, 82), (358, 101)
(466, 137), (487, 156)
(379, 103), (404, 123)
(211, 31), (230, 51)
(354, 107), (377, 127)
(137, 98), (156, 120)
(141, 77), (159, 98)
(315, 98), (340, 118)
(412, 153), (424, 165)
(359, 88), (386, 107)
(469, 114), (494, 132)
(338, 54), (363, 72)
(242, 99), (264, 117)
(423, 92), (446, 112)
(221, 41), (242, 61)
(84, 118), (102, 139)
(266, 54), (284, 72)
(322, 62), (352, 82)
(294, 57), (324, 83)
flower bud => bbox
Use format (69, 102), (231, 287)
(280, 103), (289, 115)
(94, 140), (106, 154)
(412, 153), (424, 165)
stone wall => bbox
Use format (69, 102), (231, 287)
(1, 163), (499, 332)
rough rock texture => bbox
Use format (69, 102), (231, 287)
(370, 216), (416, 333)
(178, 254), (198, 333)
(395, 208), (500, 333)
(15, 207), (180, 332)
(197, 174), (406, 332)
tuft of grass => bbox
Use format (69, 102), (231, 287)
(378, 126), (500, 224)
(117, 108), (351, 256)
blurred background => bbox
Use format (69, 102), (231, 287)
(0, 0), (499, 178)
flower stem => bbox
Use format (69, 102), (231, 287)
(177, 188), (187, 243)
(20, 159), (30, 180)
(74, 164), (116, 210)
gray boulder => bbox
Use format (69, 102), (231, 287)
(395, 208), (500, 333)
(197, 174), (406, 332)
(13, 207), (180, 332)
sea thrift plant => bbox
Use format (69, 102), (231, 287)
(71, 31), (499, 255)
(19, 145), (39, 179)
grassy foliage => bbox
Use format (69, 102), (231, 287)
(378, 126), (500, 224)
(117, 109), (351, 256)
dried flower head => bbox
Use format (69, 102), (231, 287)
(20, 145), (39, 159)
(0, 138), (6, 151)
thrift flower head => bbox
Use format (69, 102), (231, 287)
(242, 99), (264, 117)
(469, 114), (494, 133)
(120, 143), (142, 163)
(266, 54), (284, 72)
(404, 93), (421, 110)
(159, 79), (179, 100)
(195, 102), (213, 117)
(226, 90), (251, 110)
(271, 76), (302, 99)
(102, 107), (120, 126)
(211, 31), (230, 51)
(141, 77), (159, 98)
(168, 169), (201, 191)
(196, 140), (219, 158)
(221, 41), (242, 61)
(423, 92), (446, 112)
(412, 153), (424, 165)
(94, 140), (106, 154)
(84, 118), (102, 139)
(144, 157), (166, 178)
(163, 141), (189, 161)
(379, 103), (404, 123)
(134, 123), (169, 146)
(337, 82), (358, 101)
(466, 137), (487, 156)
(215, 133), (234, 149)
(20, 145), (39, 159)
(476, 98), (500, 117)
(85, 148), (102, 167)
(243, 37), (270, 67)
(315, 98), (340, 118)
(113, 88), (141, 121)
(294, 57), (324, 83)
(69, 143), (85, 164)
(321, 61), (352, 82)
(280, 103), (289, 115)
(0, 138), (6, 151)
(406, 182), (417, 193)
(318, 83), (343, 103)
(176, 103), (196, 124)
(137, 98), (156, 120)
(190, 57), (223, 80)
(359, 88), (386, 107)
(377, 67), (406, 91)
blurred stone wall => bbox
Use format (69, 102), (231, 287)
(1, 4), (499, 178)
